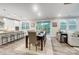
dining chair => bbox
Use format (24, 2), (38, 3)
(43, 31), (46, 47)
(28, 31), (40, 51)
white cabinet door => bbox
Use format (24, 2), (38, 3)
(2, 37), (8, 44)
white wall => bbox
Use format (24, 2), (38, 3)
(51, 18), (78, 37)
(3, 17), (79, 34)
(0, 17), (4, 30)
(19, 20), (36, 32)
(51, 19), (59, 37)
(3, 18), (35, 32)
(4, 18), (20, 31)
(76, 18), (79, 31)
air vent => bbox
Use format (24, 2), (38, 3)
(64, 3), (72, 5)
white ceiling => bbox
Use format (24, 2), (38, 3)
(0, 3), (79, 20)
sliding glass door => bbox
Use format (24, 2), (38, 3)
(36, 21), (50, 34)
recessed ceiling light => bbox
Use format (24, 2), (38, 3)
(33, 4), (38, 12)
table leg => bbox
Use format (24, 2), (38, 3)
(41, 37), (44, 51)
(26, 36), (28, 48)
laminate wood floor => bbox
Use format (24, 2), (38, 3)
(1, 36), (79, 55)
(0, 38), (33, 55)
(0, 36), (53, 55)
(51, 37), (79, 55)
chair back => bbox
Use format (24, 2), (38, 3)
(28, 31), (37, 46)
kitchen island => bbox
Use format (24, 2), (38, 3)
(0, 31), (25, 45)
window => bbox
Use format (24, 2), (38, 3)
(36, 21), (50, 33)
(68, 19), (77, 31)
(21, 22), (29, 30)
(60, 22), (67, 30)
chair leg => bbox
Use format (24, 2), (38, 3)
(44, 40), (45, 47)
(44, 37), (47, 47)
(36, 46), (37, 51)
(29, 44), (31, 50)
(44, 39), (46, 47)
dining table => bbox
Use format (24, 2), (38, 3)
(25, 31), (46, 51)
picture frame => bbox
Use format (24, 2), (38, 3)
(52, 22), (57, 27)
